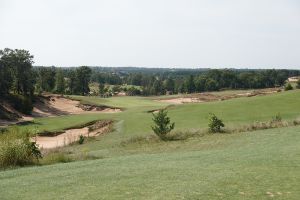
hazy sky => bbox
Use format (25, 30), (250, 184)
(1, 0), (300, 68)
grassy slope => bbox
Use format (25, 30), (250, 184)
(169, 90), (300, 129)
(17, 90), (300, 139)
(1, 125), (299, 199)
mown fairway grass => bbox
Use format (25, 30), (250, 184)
(1, 125), (300, 199)
(17, 90), (300, 139)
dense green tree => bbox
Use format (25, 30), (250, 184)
(195, 76), (206, 92)
(36, 67), (56, 92)
(0, 48), (34, 96)
(151, 79), (164, 95)
(55, 69), (65, 94)
(98, 83), (105, 96)
(205, 78), (218, 91)
(66, 70), (77, 94)
(0, 59), (12, 95)
(126, 86), (141, 96)
(185, 75), (196, 93)
(75, 66), (92, 95)
(112, 85), (121, 94)
(164, 78), (175, 93)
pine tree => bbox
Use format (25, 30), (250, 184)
(151, 109), (175, 140)
(185, 75), (196, 93)
(55, 69), (65, 94)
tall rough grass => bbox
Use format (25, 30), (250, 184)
(0, 128), (41, 169)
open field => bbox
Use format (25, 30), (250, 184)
(1, 125), (300, 199)
(1, 90), (300, 199)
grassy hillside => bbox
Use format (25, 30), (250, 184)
(17, 90), (300, 138)
(1, 125), (299, 199)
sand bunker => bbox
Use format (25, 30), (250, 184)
(159, 98), (203, 104)
(0, 95), (121, 127)
(157, 88), (280, 105)
(32, 121), (112, 149)
(32, 95), (121, 117)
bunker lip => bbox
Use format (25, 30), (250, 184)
(32, 120), (113, 149)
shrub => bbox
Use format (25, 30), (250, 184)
(284, 83), (293, 91)
(208, 113), (225, 133)
(78, 135), (85, 144)
(0, 128), (42, 168)
(151, 109), (175, 140)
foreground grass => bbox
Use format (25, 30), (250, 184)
(1, 125), (300, 199)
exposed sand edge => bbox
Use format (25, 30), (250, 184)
(32, 121), (112, 149)
(156, 88), (280, 105)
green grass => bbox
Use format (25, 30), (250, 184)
(15, 90), (300, 140)
(70, 95), (168, 109)
(168, 90), (300, 130)
(1, 125), (299, 199)
(2, 90), (300, 199)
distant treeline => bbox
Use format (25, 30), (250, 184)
(1, 48), (300, 101)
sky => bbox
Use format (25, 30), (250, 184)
(0, 0), (300, 68)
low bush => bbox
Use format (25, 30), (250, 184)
(0, 128), (42, 169)
(208, 113), (225, 133)
(284, 83), (293, 91)
(78, 135), (85, 144)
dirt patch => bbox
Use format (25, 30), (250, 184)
(32, 120), (112, 149)
(158, 97), (203, 104)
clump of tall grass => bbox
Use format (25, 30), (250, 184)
(120, 130), (207, 146)
(40, 148), (101, 165)
(0, 128), (42, 169)
(39, 148), (73, 165)
(230, 114), (290, 133)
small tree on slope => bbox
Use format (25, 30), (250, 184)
(151, 109), (175, 140)
(208, 113), (225, 133)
